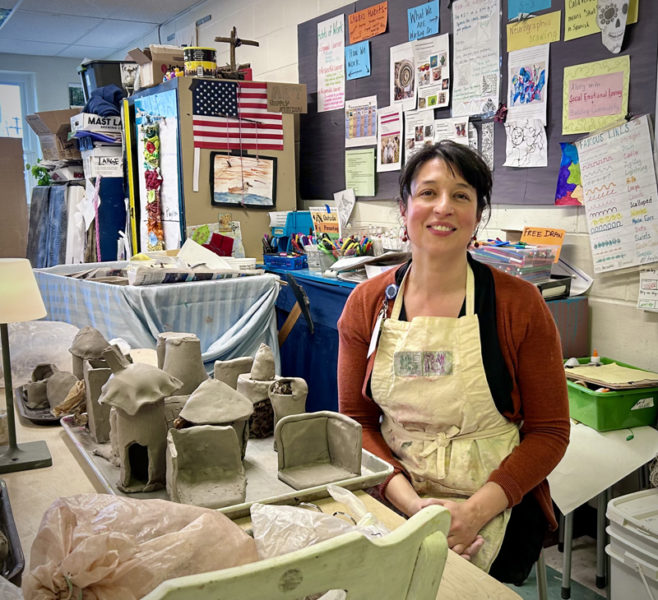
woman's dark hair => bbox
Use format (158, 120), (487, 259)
(398, 141), (493, 219)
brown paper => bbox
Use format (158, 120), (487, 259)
(266, 82), (307, 114)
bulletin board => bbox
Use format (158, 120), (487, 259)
(297, 0), (658, 205)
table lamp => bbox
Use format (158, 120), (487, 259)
(0, 258), (52, 472)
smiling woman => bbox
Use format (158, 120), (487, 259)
(338, 141), (570, 585)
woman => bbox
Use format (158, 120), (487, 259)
(337, 141), (569, 583)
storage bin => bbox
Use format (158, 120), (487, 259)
(78, 60), (137, 102)
(263, 254), (307, 269)
(305, 248), (335, 273)
(566, 357), (658, 431)
(605, 489), (658, 600)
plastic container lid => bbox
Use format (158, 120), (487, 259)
(607, 489), (658, 537)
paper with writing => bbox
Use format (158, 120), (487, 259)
(345, 41), (371, 80)
(345, 96), (377, 148)
(508, 43), (549, 124)
(563, 55), (629, 135)
(345, 148), (376, 197)
(377, 105), (403, 172)
(407, 0), (439, 42)
(267, 83), (307, 114)
(564, 0), (638, 41)
(349, 1), (388, 44)
(334, 189), (356, 236)
(404, 109), (435, 165)
(390, 41), (417, 112)
(433, 116), (469, 146)
(452, 0), (500, 117)
(309, 206), (340, 239)
(318, 15), (345, 113)
(521, 227), (565, 262)
(576, 115), (658, 273)
(638, 269), (658, 312)
(506, 11), (561, 52)
(413, 33), (450, 111)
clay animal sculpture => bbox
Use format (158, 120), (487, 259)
(98, 348), (182, 493)
(275, 411), (362, 490)
(166, 425), (247, 509)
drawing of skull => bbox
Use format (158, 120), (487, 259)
(596, 0), (628, 54)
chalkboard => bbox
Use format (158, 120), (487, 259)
(297, 0), (657, 205)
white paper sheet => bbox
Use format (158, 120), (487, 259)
(547, 422), (658, 515)
(404, 109), (435, 164)
(507, 43), (549, 125)
(345, 96), (378, 147)
(390, 42), (417, 112)
(413, 33), (450, 111)
(317, 14), (346, 113)
(434, 116), (470, 145)
(551, 258), (594, 296)
(377, 105), (403, 172)
(178, 238), (234, 270)
(452, 0), (500, 117)
(503, 118), (547, 167)
(334, 188), (356, 235)
(638, 268), (658, 312)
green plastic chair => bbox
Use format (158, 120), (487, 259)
(143, 504), (450, 600)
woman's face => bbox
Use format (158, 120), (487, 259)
(402, 157), (480, 259)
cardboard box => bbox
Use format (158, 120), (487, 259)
(126, 45), (185, 89)
(26, 109), (81, 160)
(70, 113), (122, 134)
(81, 145), (123, 178)
(0, 137), (28, 257)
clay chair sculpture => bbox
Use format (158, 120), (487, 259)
(142, 504), (450, 600)
(98, 348), (182, 493)
(275, 411), (362, 490)
(166, 425), (247, 509)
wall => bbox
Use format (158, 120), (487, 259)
(0, 53), (81, 111)
(113, 0), (657, 372)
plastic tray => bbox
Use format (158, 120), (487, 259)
(60, 415), (393, 520)
(566, 357), (658, 431)
(14, 385), (60, 425)
(0, 479), (25, 585)
(263, 254), (308, 270)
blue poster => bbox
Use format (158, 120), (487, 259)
(508, 0), (551, 20)
(345, 41), (371, 80)
(407, 0), (439, 42)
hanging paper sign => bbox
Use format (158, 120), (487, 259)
(521, 227), (566, 262)
(506, 11), (561, 52)
(345, 41), (371, 80)
(318, 15), (346, 113)
(267, 82), (307, 114)
(407, 0), (439, 42)
(348, 1), (388, 44)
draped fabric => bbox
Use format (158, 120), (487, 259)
(45, 184), (69, 267)
(26, 186), (51, 268)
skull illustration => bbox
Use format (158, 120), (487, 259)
(596, 0), (628, 54)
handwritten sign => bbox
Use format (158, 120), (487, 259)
(348, 1), (388, 44)
(638, 269), (658, 312)
(576, 115), (658, 274)
(345, 41), (371, 80)
(563, 56), (629, 135)
(318, 15), (345, 113)
(267, 82), (307, 114)
(408, 0), (439, 42)
(521, 227), (566, 262)
(508, 0), (551, 20)
(506, 11), (561, 52)
(565, 0), (638, 41)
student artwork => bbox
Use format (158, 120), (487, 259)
(481, 122), (494, 171)
(507, 44), (549, 124)
(377, 105), (403, 172)
(414, 33), (450, 111)
(141, 121), (165, 251)
(555, 143), (584, 206)
(404, 109), (434, 164)
(503, 118), (547, 168)
(564, 0), (638, 43)
(390, 42), (417, 112)
(596, 0), (628, 54)
(210, 153), (277, 208)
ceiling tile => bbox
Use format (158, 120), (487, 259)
(2, 10), (103, 44)
(18, 0), (117, 19)
(0, 37), (69, 55)
(75, 19), (156, 48)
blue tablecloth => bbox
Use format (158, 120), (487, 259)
(35, 262), (281, 371)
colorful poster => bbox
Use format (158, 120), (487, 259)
(506, 11), (561, 52)
(452, 0), (500, 117)
(377, 105), (403, 172)
(408, 0), (439, 41)
(555, 142), (583, 206)
(404, 109), (435, 164)
(348, 1), (388, 44)
(433, 116), (469, 145)
(390, 42), (417, 112)
(576, 115), (658, 273)
(508, 0), (552, 20)
(414, 33), (450, 111)
(345, 96), (377, 148)
(345, 41), (371, 80)
(503, 118), (547, 167)
(317, 15), (345, 113)
(563, 55), (629, 135)
(565, 0), (638, 41)
(345, 148), (375, 197)
(508, 43), (549, 124)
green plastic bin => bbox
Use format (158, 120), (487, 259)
(566, 357), (658, 432)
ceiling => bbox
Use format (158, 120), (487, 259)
(0, 0), (208, 60)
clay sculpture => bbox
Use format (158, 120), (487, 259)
(69, 326), (110, 379)
(164, 395), (189, 430)
(45, 371), (79, 411)
(159, 333), (209, 394)
(236, 344), (279, 438)
(268, 377), (308, 451)
(166, 425), (247, 509)
(176, 379), (254, 459)
(275, 411), (362, 490)
(213, 356), (254, 390)
(98, 348), (182, 493)
(82, 358), (113, 443)
(24, 363), (59, 410)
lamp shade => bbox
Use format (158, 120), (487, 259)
(0, 258), (47, 324)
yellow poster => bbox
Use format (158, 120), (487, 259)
(562, 55), (629, 135)
(564, 0), (638, 41)
(507, 11), (562, 52)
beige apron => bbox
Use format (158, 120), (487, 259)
(371, 265), (519, 571)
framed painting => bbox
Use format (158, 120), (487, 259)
(210, 152), (277, 208)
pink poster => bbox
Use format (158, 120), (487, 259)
(568, 72), (624, 120)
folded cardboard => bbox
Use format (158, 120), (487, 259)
(26, 109), (81, 160)
(126, 45), (185, 89)
(0, 137), (28, 257)
(71, 113), (122, 134)
(81, 145), (123, 178)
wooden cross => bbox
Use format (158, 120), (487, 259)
(214, 26), (260, 72)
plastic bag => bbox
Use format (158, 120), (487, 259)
(0, 576), (23, 599)
(23, 494), (259, 600)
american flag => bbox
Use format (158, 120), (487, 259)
(191, 80), (283, 151)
